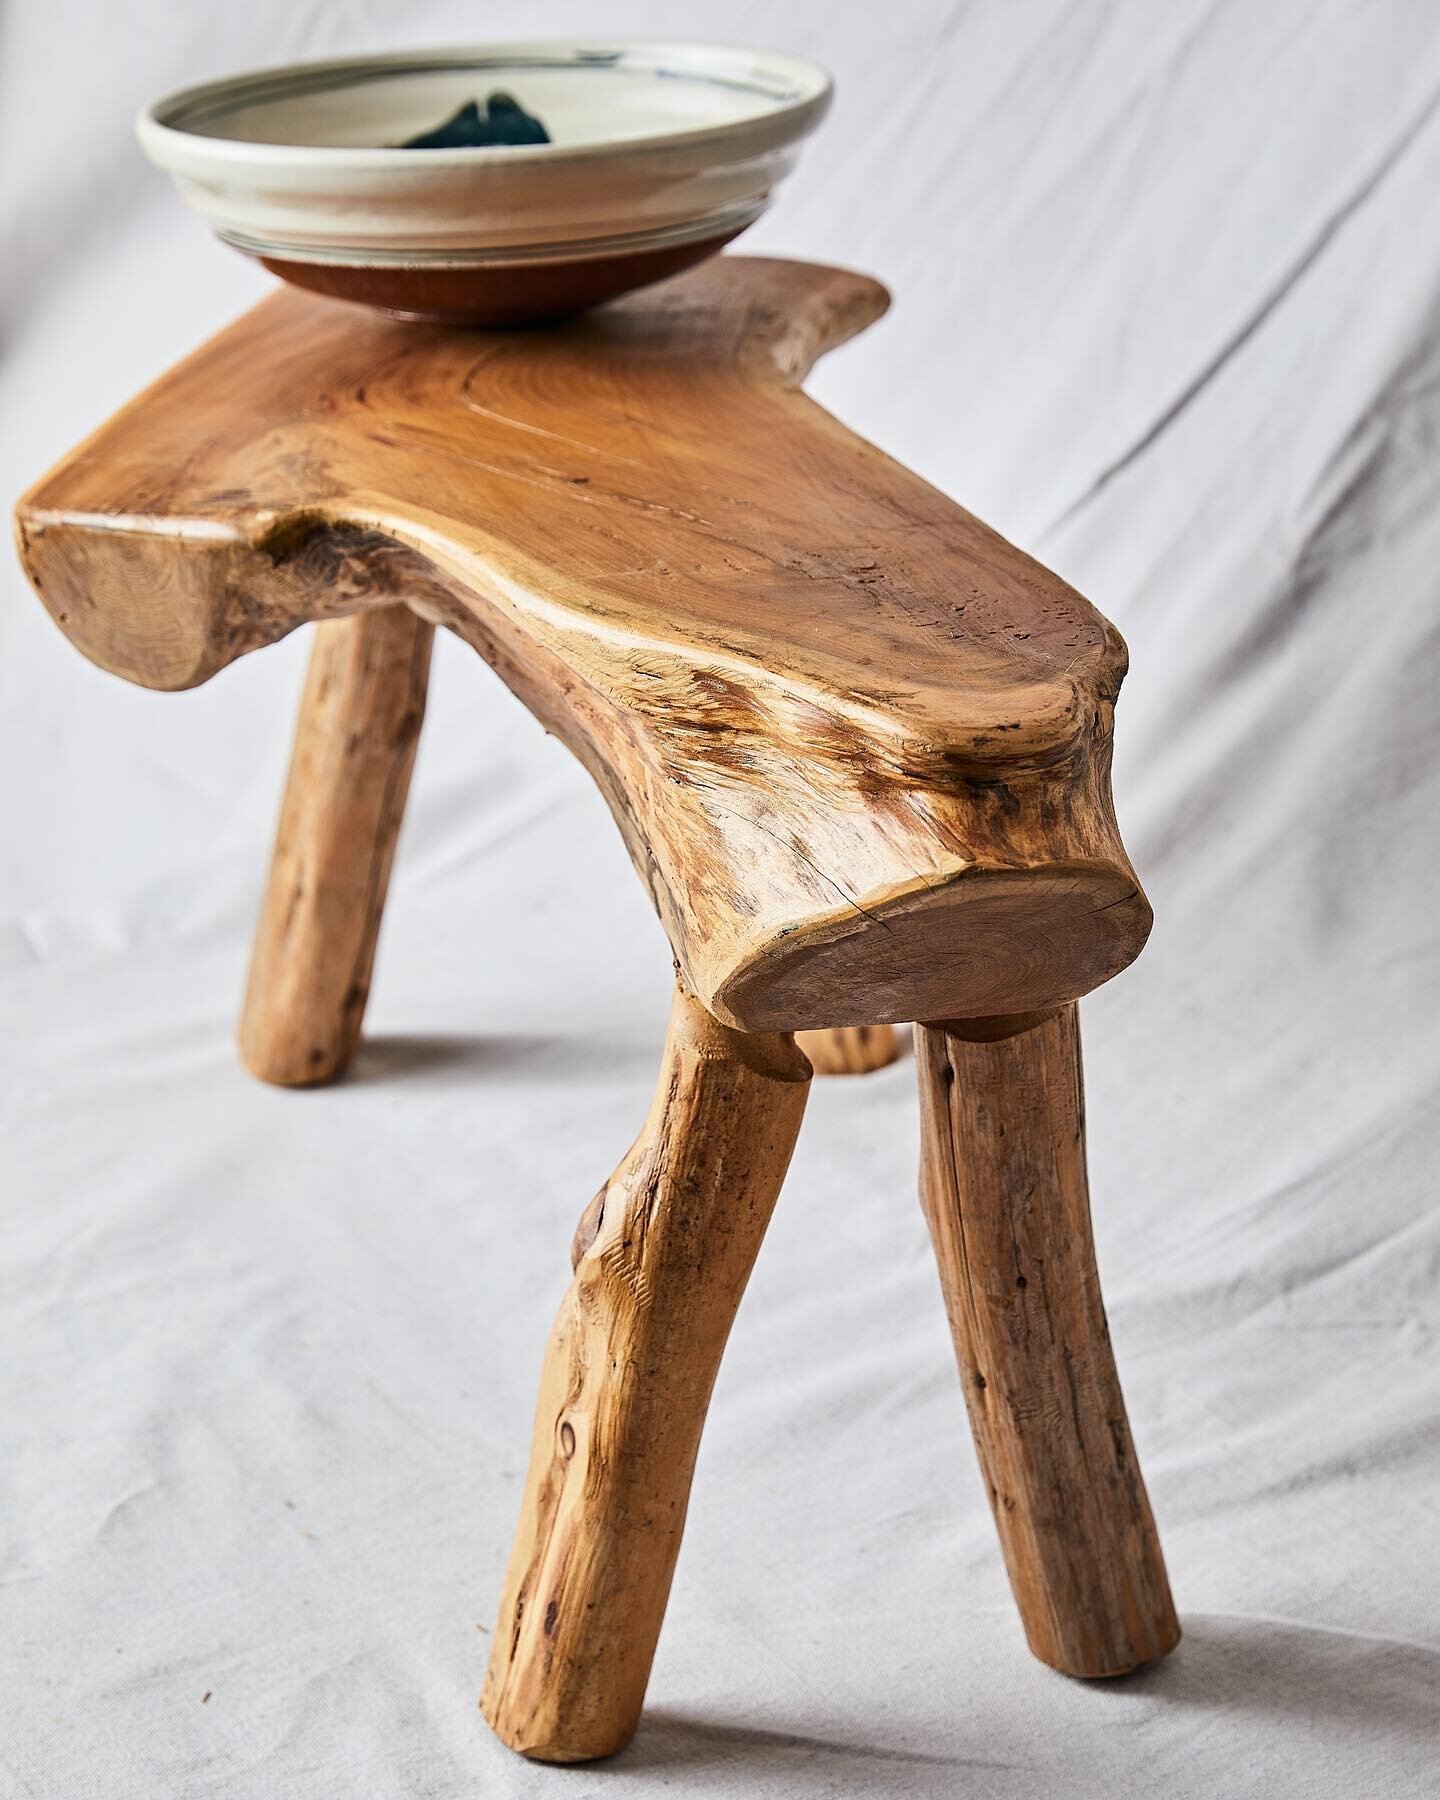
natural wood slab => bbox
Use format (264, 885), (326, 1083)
(14, 256), (1150, 1032)
(239, 606), (432, 1085)
(482, 983), (811, 1761)
(915, 1007), (1179, 1677)
(795, 1023), (902, 1074)
(12, 253), (1175, 1755)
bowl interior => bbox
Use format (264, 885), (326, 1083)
(154, 45), (824, 154)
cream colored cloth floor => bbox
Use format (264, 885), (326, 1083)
(4, 3), (1439, 1795)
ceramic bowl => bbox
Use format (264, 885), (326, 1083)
(137, 41), (831, 324)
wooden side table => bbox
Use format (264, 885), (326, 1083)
(14, 256), (1178, 1762)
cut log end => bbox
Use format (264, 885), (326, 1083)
(716, 863), (1152, 1032)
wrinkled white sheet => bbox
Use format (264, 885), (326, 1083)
(3, 3), (1439, 1795)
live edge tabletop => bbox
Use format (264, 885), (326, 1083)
(16, 255), (1148, 1035)
(13, 255), (1176, 1764)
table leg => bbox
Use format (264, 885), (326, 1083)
(915, 1006), (1179, 1676)
(239, 606), (433, 1086)
(482, 983), (811, 1760)
(796, 1023), (901, 1073)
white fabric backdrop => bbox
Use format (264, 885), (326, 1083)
(4, 3), (1438, 1795)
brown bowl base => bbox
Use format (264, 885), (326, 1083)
(258, 229), (743, 325)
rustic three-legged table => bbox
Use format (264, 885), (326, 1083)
(15, 256), (1178, 1761)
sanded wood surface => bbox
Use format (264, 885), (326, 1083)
(239, 606), (432, 1085)
(15, 257), (1149, 1034)
(482, 984), (811, 1761)
(13, 251), (1176, 1759)
(796, 1023), (901, 1074)
(915, 1007), (1179, 1676)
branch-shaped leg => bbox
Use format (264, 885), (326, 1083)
(482, 985), (812, 1761)
(239, 606), (433, 1086)
(796, 1024), (901, 1074)
(915, 1006), (1179, 1677)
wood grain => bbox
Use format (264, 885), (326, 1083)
(482, 983), (811, 1761)
(915, 1006), (1179, 1676)
(239, 606), (432, 1085)
(12, 252), (1176, 1751)
(14, 256), (1150, 1034)
(796, 1024), (901, 1074)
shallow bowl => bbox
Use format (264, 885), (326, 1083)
(137, 41), (831, 324)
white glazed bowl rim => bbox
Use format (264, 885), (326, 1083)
(136, 40), (833, 169)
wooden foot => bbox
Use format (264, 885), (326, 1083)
(482, 985), (811, 1761)
(915, 1006), (1179, 1677)
(795, 1023), (901, 1074)
(239, 606), (433, 1086)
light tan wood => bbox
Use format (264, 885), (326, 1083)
(915, 1006), (1179, 1677)
(15, 256), (1150, 1034)
(239, 606), (433, 1085)
(795, 1023), (902, 1074)
(482, 983), (811, 1761)
(14, 257), (1175, 1756)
